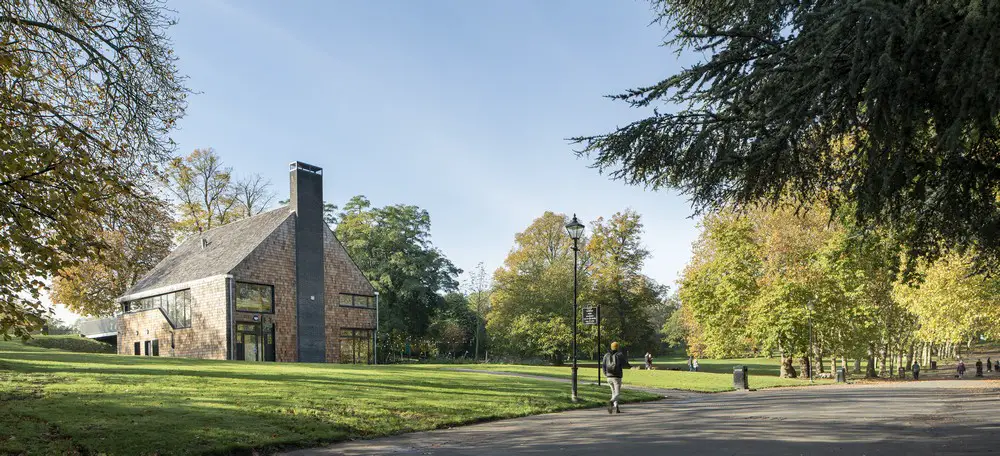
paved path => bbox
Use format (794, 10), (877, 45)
(283, 379), (1000, 456)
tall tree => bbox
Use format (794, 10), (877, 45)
(575, 0), (1000, 266)
(1, 0), (186, 338)
(678, 212), (760, 359)
(464, 262), (493, 361)
(51, 198), (173, 317)
(165, 148), (275, 235)
(335, 195), (460, 359)
(488, 212), (586, 362)
(585, 210), (664, 355)
(233, 173), (275, 218)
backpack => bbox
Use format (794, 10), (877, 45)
(605, 352), (620, 373)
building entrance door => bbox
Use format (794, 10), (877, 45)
(235, 322), (275, 361)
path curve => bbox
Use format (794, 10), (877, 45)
(281, 379), (1000, 456)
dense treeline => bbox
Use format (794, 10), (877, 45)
(485, 210), (669, 363)
(678, 206), (1000, 378)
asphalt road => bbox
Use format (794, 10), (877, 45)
(282, 379), (1000, 456)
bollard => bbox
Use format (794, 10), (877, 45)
(835, 367), (846, 383)
(733, 365), (749, 390)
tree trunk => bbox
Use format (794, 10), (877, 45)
(878, 346), (888, 377)
(780, 352), (797, 378)
(474, 316), (480, 362)
(854, 357), (861, 374)
(800, 356), (812, 380)
(816, 346), (825, 374)
(866, 347), (877, 378)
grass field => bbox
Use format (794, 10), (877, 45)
(462, 362), (826, 392)
(0, 337), (657, 456)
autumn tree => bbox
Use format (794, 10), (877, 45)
(895, 251), (1000, 361)
(165, 149), (275, 235)
(575, 0), (1000, 267)
(584, 210), (665, 356)
(679, 205), (915, 378)
(678, 212), (759, 359)
(1, 0), (186, 338)
(488, 212), (586, 362)
(50, 197), (173, 317)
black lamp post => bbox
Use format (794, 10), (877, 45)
(565, 214), (585, 402)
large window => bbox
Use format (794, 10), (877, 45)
(125, 289), (192, 328)
(236, 282), (274, 313)
(338, 294), (375, 309)
(339, 329), (373, 364)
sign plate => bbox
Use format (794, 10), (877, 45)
(582, 306), (598, 325)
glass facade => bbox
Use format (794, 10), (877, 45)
(339, 328), (373, 364)
(236, 282), (274, 313)
(338, 294), (375, 309)
(125, 289), (192, 328)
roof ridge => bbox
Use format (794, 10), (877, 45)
(196, 205), (291, 236)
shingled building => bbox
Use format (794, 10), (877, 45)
(116, 162), (376, 363)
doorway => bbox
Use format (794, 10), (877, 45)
(235, 322), (275, 361)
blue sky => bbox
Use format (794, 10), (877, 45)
(55, 0), (702, 321)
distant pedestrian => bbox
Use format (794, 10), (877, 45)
(912, 361), (920, 380)
(989, 357), (993, 373)
(994, 360), (998, 372)
(958, 360), (966, 378)
(976, 359), (984, 377)
(602, 341), (631, 414)
(644, 352), (653, 370)
(687, 356), (694, 372)
(692, 358), (700, 372)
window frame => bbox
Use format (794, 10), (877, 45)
(234, 281), (275, 314)
(337, 293), (376, 309)
(339, 328), (374, 364)
(124, 288), (193, 329)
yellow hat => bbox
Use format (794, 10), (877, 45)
(610, 341), (619, 350)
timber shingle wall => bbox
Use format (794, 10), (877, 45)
(230, 215), (298, 362)
(117, 277), (228, 359)
(323, 229), (377, 363)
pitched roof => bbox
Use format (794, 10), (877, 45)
(122, 207), (294, 297)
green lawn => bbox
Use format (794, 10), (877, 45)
(463, 361), (828, 392)
(0, 338), (657, 456)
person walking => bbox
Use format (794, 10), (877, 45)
(687, 355), (694, 372)
(602, 341), (631, 414)
(644, 352), (653, 370)
(692, 358), (700, 372)
(976, 359), (984, 377)
(958, 360), (966, 378)
(989, 357), (993, 373)
(911, 360), (920, 380)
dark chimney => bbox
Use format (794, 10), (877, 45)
(289, 161), (326, 362)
